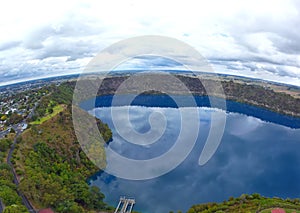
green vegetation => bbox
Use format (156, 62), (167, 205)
(2, 75), (300, 213)
(0, 133), (15, 160)
(2, 204), (29, 213)
(1, 114), (7, 121)
(0, 82), (112, 212)
(30, 104), (64, 125)
(18, 140), (108, 212)
(175, 75), (300, 117)
(97, 119), (113, 143)
(6, 112), (23, 125)
(12, 82), (113, 212)
(0, 137), (13, 154)
(49, 82), (75, 105)
(29, 82), (74, 123)
(16, 107), (112, 212)
(0, 136), (29, 212)
(187, 194), (300, 213)
(220, 80), (300, 117)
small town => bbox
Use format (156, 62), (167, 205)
(0, 77), (69, 138)
(0, 86), (45, 137)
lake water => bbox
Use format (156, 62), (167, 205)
(84, 95), (300, 213)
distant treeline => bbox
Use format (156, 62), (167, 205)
(73, 74), (300, 117)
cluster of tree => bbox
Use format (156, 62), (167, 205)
(0, 86), (49, 105)
(0, 163), (28, 212)
(15, 103), (113, 212)
(49, 82), (75, 105)
(221, 80), (300, 117)
(0, 110), (23, 126)
(81, 74), (300, 117)
(0, 138), (12, 153)
(0, 133), (15, 161)
(0, 114), (7, 121)
(176, 75), (300, 117)
(1, 80), (113, 213)
(29, 82), (75, 122)
(19, 142), (110, 212)
(0, 131), (28, 213)
(187, 193), (300, 213)
(97, 119), (113, 143)
(6, 112), (23, 125)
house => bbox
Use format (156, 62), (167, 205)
(271, 208), (296, 213)
(271, 208), (286, 213)
(21, 123), (28, 131)
(5, 108), (17, 115)
(39, 208), (55, 213)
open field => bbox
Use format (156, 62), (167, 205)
(30, 104), (64, 125)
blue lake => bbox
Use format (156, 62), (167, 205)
(84, 95), (300, 213)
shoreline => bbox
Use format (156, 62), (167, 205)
(75, 73), (300, 118)
(80, 94), (300, 129)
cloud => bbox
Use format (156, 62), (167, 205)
(0, 41), (21, 51)
(0, 0), (300, 86)
(116, 55), (184, 70)
(90, 106), (300, 212)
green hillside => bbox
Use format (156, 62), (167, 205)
(12, 82), (113, 212)
(187, 194), (300, 213)
(2, 78), (300, 213)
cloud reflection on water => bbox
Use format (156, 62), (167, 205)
(90, 106), (300, 213)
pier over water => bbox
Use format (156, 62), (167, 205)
(114, 197), (135, 213)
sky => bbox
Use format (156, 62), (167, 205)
(0, 0), (300, 86)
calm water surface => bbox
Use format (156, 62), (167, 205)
(86, 95), (300, 213)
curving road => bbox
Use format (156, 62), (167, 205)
(6, 127), (37, 213)
(0, 199), (4, 213)
(0, 101), (39, 212)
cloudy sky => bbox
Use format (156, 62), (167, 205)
(1, 0), (300, 86)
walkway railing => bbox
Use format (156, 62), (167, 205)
(114, 197), (135, 213)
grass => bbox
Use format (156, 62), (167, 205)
(30, 104), (64, 125)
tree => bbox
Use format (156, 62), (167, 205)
(0, 186), (22, 206)
(7, 113), (23, 125)
(84, 186), (106, 210)
(3, 204), (29, 213)
(1, 115), (7, 121)
(252, 193), (261, 199)
(0, 139), (12, 152)
(16, 136), (22, 144)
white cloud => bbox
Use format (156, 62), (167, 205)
(0, 0), (300, 86)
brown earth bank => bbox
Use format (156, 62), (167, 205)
(74, 73), (300, 117)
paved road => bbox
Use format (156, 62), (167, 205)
(0, 101), (39, 212)
(0, 120), (27, 138)
(0, 199), (4, 213)
(0, 128), (10, 139)
(6, 130), (36, 213)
